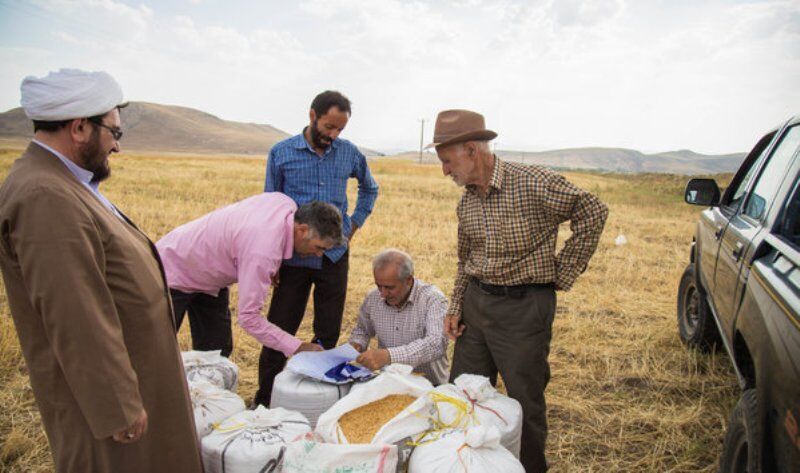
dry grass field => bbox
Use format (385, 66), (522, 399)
(0, 148), (738, 472)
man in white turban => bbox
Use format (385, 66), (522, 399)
(0, 69), (203, 472)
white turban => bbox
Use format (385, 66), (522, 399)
(20, 68), (125, 121)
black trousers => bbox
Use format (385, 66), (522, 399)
(170, 287), (233, 357)
(450, 280), (556, 473)
(254, 252), (349, 406)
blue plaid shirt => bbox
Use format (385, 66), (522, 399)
(265, 131), (379, 268)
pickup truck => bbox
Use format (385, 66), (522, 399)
(678, 115), (800, 472)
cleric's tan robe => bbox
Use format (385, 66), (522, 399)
(0, 143), (203, 473)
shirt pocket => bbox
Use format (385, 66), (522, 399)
(414, 315), (427, 339)
(501, 215), (534, 255)
(333, 159), (354, 179)
(283, 160), (317, 193)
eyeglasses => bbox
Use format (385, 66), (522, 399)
(89, 119), (123, 141)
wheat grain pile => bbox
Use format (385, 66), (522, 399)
(338, 394), (417, 444)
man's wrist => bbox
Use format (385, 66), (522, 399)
(351, 214), (366, 229)
(383, 348), (391, 364)
(555, 269), (577, 291)
(386, 347), (405, 365)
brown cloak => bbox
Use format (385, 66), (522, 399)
(0, 143), (203, 473)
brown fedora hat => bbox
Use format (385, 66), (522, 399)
(426, 109), (497, 149)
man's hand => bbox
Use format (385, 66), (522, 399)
(112, 409), (148, 444)
(356, 348), (390, 371)
(294, 341), (324, 354)
(350, 342), (364, 353)
(444, 314), (465, 340)
(271, 271), (281, 287)
(348, 223), (359, 242)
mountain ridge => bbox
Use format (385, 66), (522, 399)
(0, 103), (745, 173)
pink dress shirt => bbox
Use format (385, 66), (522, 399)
(157, 193), (301, 356)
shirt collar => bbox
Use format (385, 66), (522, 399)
(467, 155), (503, 196)
(294, 128), (339, 155)
(33, 139), (95, 186)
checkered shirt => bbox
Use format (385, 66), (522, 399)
(349, 279), (449, 385)
(447, 158), (609, 319)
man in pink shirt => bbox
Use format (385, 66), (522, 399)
(156, 193), (344, 357)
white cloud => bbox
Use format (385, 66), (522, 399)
(1, 0), (798, 153)
(31, 0), (153, 43)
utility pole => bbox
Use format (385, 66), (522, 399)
(418, 118), (425, 164)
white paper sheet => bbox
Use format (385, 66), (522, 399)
(286, 344), (372, 384)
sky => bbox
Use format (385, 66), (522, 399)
(0, 0), (798, 155)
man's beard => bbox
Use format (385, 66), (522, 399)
(81, 130), (111, 183)
(309, 119), (332, 150)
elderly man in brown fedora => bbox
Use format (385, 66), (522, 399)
(431, 109), (608, 472)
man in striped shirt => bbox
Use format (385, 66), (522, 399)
(348, 249), (449, 386)
(255, 90), (379, 406)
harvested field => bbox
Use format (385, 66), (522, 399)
(0, 149), (737, 472)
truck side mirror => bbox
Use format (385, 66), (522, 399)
(685, 178), (721, 206)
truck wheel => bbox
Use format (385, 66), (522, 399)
(719, 389), (761, 473)
(677, 263), (721, 351)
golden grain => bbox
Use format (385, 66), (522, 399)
(338, 394), (417, 444)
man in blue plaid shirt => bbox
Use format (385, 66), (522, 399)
(254, 90), (379, 406)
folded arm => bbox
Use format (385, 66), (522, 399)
(541, 173), (609, 291)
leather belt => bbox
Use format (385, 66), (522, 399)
(471, 278), (554, 298)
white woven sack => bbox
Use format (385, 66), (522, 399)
(348, 364), (433, 397)
(270, 369), (352, 428)
(316, 364), (434, 446)
(201, 406), (310, 473)
(283, 432), (398, 473)
(182, 350), (239, 392)
(188, 379), (246, 439)
(430, 374), (523, 457)
(408, 426), (524, 473)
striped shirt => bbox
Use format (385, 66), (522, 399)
(448, 158), (608, 319)
(349, 279), (449, 385)
(265, 132), (379, 269)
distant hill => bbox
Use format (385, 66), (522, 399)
(391, 147), (746, 175)
(496, 148), (746, 174)
(0, 102), (741, 171)
(0, 102), (383, 157)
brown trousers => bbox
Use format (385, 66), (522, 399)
(450, 279), (556, 473)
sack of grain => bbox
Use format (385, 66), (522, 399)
(182, 350), (239, 392)
(348, 363), (434, 397)
(201, 406), (310, 473)
(283, 432), (398, 473)
(188, 379), (246, 439)
(270, 369), (352, 428)
(429, 374), (522, 457)
(316, 364), (433, 446)
(408, 426), (524, 473)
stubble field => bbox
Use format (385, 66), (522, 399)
(0, 149), (738, 472)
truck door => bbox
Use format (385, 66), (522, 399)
(714, 125), (800, 339)
(755, 176), (800, 471)
(701, 131), (776, 310)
